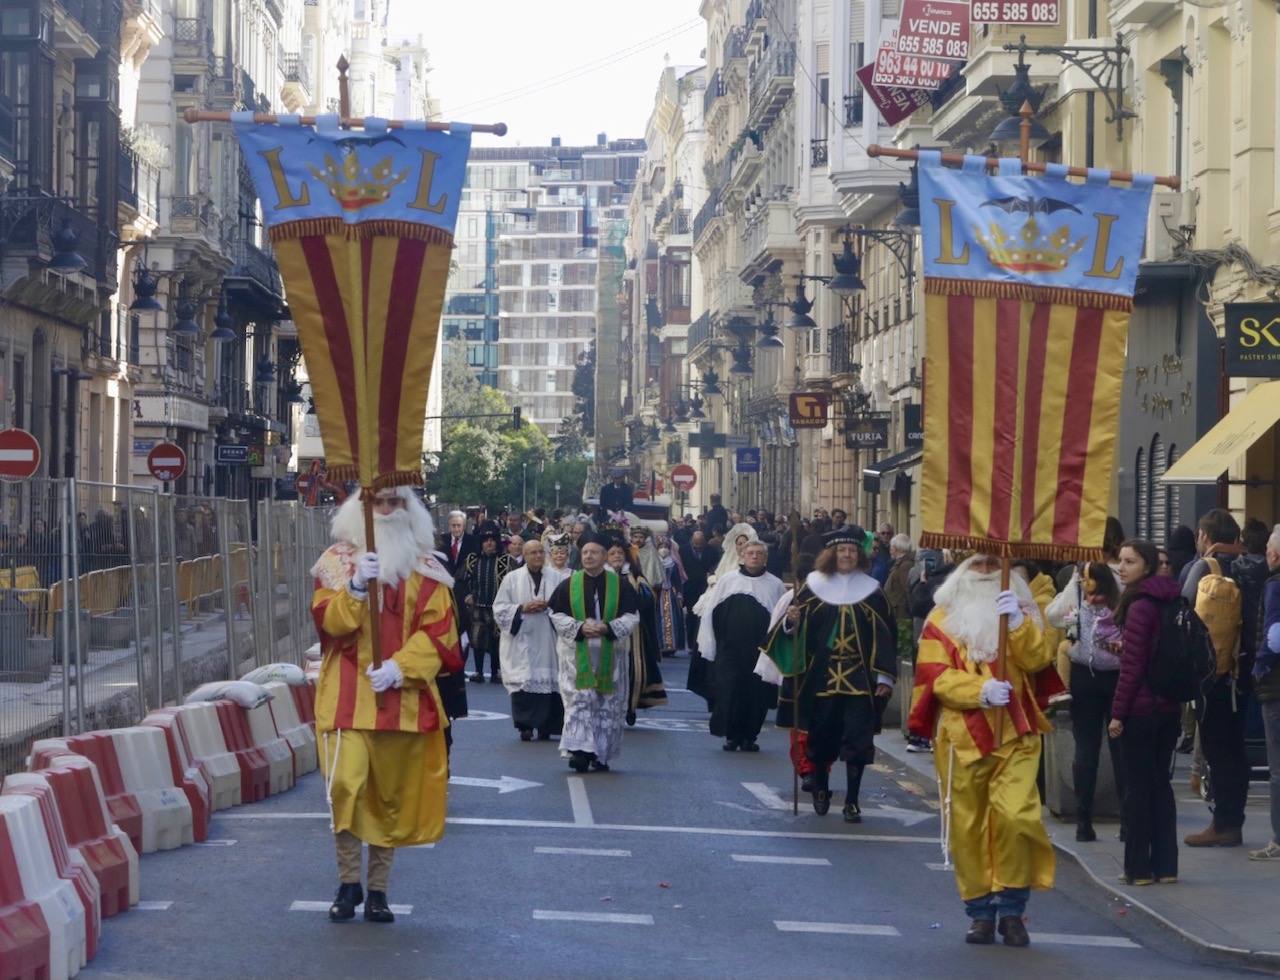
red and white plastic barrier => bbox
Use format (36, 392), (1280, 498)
(140, 711), (210, 842)
(212, 702), (270, 804)
(108, 729), (194, 853)
(0, 802), (52, 980)
(166, 703), (241, 812)
(40, 736), (143, 859)
(2, 775), (101, 962)
(33, 754), (138, 918)
(244, 703), (294, 796)
(262, 683), (317, 778)
(0, 794), (86, 979)
(290, 680), (317, 730)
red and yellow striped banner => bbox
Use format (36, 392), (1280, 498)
(920, 290), (1128, 561)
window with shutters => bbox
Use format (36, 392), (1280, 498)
(1166, 444), (1181, 534)
(1135, 447), (1149, 538)
(1150, 435), (1168, 545)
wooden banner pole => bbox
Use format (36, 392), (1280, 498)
(867, 144), (1180, 189)
(361, 492), (384, 680)
(995, 556), (1011, 745)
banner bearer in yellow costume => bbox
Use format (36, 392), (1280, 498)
(312, 486), (463, 924)
(908, 554), (1056, 949)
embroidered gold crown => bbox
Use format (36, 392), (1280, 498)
(309, 151), (409, 211)
(972, 217), (1088, 273)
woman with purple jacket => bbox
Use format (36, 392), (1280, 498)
(1108, 539), (1182, 885)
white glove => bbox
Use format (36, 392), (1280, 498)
(352, 552), (380, 591)
(995, 590), (1025, 631)
(1268, 622), (1280, 654)
(980, 679), (1013, 708)
(366, 659), (403, 693)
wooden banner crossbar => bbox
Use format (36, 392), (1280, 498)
(181, 107), (507, 135)
(868, 143), (1180, 189)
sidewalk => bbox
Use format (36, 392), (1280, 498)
(876, 728), (1280, 970)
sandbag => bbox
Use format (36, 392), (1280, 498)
(303, 643), (322, 663)
(184, 680), (272, 710)
(241, 663), (306, 687)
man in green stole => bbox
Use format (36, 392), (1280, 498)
(548, 534), (641, 772)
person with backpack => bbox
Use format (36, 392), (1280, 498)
(1109, 539), (1183, 884)
(1181, 509), (1251, 847)
(1249, 525), (1280, 862)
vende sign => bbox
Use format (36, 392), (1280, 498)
(856, 63), (933, 126)
(896, 0), (971, 59)
(971, 0), (1060, 23)
(872, 43), (960, 91)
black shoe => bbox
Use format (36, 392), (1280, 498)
(538, 730), (555, 741)
(490, 673), (502, 684)
(328, 882), (363, 922)
(723, 739), (739, 752)
(469, 672), (484, 683)
(626, 710), (637, 726)
(799, 773), (815, 794)
(590, 759), (610, 772)
(363, 890), (395, 923)
(519, 728), (534, 742)
(965, 920), (995, 945)
(568, 751), (591, 773)
(811, 788), (831, 816)
(741, 740), (760, 753)
(997, 916), (1030, 947)
(842, 802), (861, 823)
(1076, 820), (1097, 842)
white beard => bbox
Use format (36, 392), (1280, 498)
(373, 509), (420, 584)
(935, 570), (1004, 664)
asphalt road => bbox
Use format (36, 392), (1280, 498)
(82, 660), (1255, 979)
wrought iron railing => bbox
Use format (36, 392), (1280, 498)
(723, 27), (746, 62)
(692, 188), (721, 243)
(703, 69), (724, 116)
(688, 312), (713, 353)
(229, 241), (282, 297)
(810, 138), (829, 168)
(282, 53), (312, 95)
(749, 41), (795, 109)
(845, 93), (864, 126)
(671, 209), (691, 235)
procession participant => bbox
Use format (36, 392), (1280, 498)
(761, 528), (896, 821)
(693, 522), (760, 617)
(312, 486), (461, 924)
(605, 538), (668, 724)
(599, 469), (634, 521)
(908, 554), (1055, 948)
(492, 539), (564, 741)
(699, 540), (786, 751)
(630, 525), (678, 657)
(546, 532), (572, 576)
(442, 510), (477, 576)
(428, 545), (469, 748)
(656, 535), (688, 656)
(505, 534), (526, 563)
(460, 527), (515, 683)
(548, 534), (642, 772)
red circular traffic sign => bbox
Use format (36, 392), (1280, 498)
(0, 428), (41, 481)
(147, 442), (187, 482)
(670, 464), (697, 492)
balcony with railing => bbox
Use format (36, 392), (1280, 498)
(117, 144), (160, 225)
(723, 27), (746, 65)
(173, 16), (213, 60)
(670, 209), (691, 236)
(703, 69), (725, 118)
(687, 311), (713, 359)
(748, 41), (795, 130)
(281, 53), (312, 111)
(844, 92), (864, 126)
(810, 138), (828, 168)
(741, 198), (802, 283)
(0, 95), (15, 167)
(692, 188), (723, 247)
(227, 240), (283, 301)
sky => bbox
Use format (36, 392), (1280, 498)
(388, 1), (708, 147)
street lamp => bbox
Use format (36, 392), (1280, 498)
(785, 278), (817, 329)
(172, 284), (202, 336)
(210, 291), (236, 342)
(827, 228), (866, 296)
(989, 53), (1051, 145)
(48, 219), (87, 274)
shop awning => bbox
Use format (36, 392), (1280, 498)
(862, 447), (922, 495)
(1161, 380), (1280, 485)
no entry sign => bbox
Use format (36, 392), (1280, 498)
(0, 428), (41, 481)
(148, 442), (187, 483)
(670, 464), (697, 492)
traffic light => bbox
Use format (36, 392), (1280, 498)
(511, 406), (522, 430)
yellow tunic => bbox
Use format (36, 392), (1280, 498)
(912, 610), (1055, 901)
(311, 547), (460, 847)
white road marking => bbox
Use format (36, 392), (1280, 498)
(1033, 933), (1140, 949)
(135, 901), (173, 911)
(775, 921), (900, 936)
(741, 782), (791, 811)
(533, 910), (653, 925)
(861, 804), (934, 827)
(567, 776), (595, 826)
(926, 862), (950, 871)
(452, 710), (510, 721)
(290, 900), (413, 915)
(449, 775), (542, 794)
(631, 717), (710, 733)
(535, 847), (631, 857)
(732, 854), (831, 866)
(217, 812), (934, 844)
(194, 839), (237, 847)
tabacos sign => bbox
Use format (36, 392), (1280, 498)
(1224, 303), (1280, 378)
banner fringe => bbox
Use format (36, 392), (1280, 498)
(918, 532), (1106, 564)
(268, 218), (454, 247)
(924, 277), (1133, 312)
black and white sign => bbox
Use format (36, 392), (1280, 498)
(844, 417), (890, 450)
(904, 403), (924, 449)
(216, 444), (251, 464)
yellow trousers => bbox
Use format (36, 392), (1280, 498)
(936, 732), (1055, 901)
(320, 727), (448, 848)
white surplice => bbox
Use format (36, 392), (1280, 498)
(493, 565), (563, 695)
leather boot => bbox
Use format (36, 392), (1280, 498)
(998, 916), (1031, 947)
(363, 889), (395, 923)
(328, 882), (363, 922)
(1184, 822), (1242, 847)
(965, 920), (995, 945)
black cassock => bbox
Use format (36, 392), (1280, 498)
(708, 593), (776, 744)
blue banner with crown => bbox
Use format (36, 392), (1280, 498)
(231, 111), (470, 239)
(918, 152), (1154, 304)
